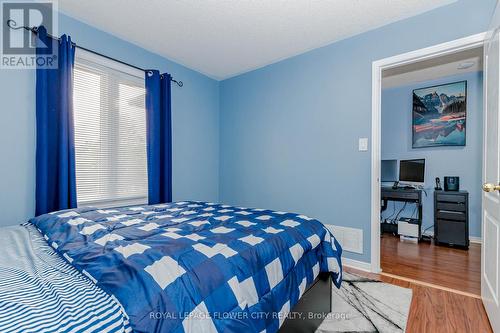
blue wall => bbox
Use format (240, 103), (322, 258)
(0, 0), (495, 262)
(219, 0), (495, 262)
(0, 13), (220, 226)
(381, 72), (483, 238)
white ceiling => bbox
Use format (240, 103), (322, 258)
(59, 0), (457, 80)
(382, 46), (483, 89)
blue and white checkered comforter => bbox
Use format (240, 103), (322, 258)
(31, 201), (342, 333)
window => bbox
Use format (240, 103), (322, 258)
(73, 49), (148, 207)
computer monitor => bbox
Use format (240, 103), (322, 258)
(399, 159), (425, 185)
(381, 159), (398, 182)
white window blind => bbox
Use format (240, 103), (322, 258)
(73, 49), (148, 207)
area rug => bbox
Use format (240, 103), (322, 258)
(316, 273), (412, 333)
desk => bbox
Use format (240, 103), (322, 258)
(381, 186), (422, 239)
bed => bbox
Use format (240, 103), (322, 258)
(1, 201), (342, 333)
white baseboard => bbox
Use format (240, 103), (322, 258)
(342, 257), (372, 272)
(469, 236), (482, 244)
(423, 231), (482, 245)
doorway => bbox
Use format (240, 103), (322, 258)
(370, 33), (487, 294)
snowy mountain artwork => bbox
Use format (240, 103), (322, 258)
(412, 81), (467, 148)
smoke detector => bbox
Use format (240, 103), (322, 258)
(457, 61), (475, 70)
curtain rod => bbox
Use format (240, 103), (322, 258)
(6, 19), (183, 87)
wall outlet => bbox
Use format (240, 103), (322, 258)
(324, 224), (363, 254)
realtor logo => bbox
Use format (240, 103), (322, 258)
(1, 0), (58, 68)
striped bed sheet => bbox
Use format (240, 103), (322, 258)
(0, 223), (131, 333)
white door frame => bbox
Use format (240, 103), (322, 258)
(370, 32), (488, 273)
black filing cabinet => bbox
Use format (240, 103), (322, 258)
(434, 190), (469, 248)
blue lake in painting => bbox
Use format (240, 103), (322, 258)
(412, 81), (466, 148)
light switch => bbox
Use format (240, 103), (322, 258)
(358, 138), (368, 151)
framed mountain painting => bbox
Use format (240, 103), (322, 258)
(412, 80), (467, 148)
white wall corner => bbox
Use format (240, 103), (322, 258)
(469, 236), (482, 244)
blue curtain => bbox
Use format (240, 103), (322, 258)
(145, 70), (173, 204)
(35, 26), (77, 215)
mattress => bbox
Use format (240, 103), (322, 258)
(25, 201), (342, 333)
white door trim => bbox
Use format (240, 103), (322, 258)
(370, 32), (487, 273)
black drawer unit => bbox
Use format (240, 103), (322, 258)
(434, 190), (469, 248)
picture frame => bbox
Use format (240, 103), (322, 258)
(412, 80), (467, 148)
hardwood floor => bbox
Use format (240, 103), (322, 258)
(344, 266), (492, 333)
(380, 234), (481, 295)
